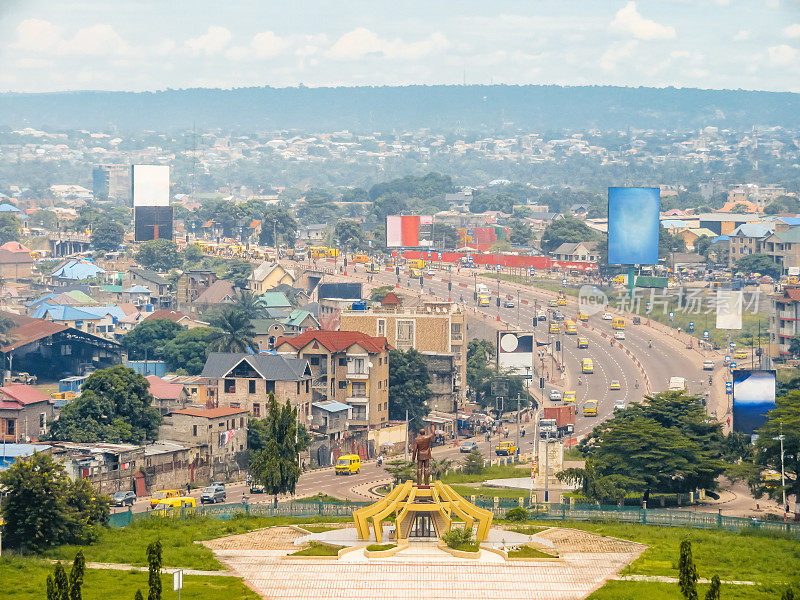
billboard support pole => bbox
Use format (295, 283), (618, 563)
(628, 265), (636, 299)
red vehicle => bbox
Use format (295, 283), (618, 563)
(543, 405), (576, 437)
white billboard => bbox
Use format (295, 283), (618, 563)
(716, 289), (743, 330)
(497, 331), (534, 375)
(132, 165), (169, 207)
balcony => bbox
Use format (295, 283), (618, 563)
(346, 395), (369, 405)
(312, 375), (328, 389)
(346, 370), (369, 380)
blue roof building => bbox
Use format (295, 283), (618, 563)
(51, 260), (105, 280)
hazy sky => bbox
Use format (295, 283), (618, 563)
(0, 0), (798, 93)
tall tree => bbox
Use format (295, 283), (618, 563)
(540, 216), (600, 253)
(207, 306), (256, 353)
(736, 253), (781, 279)
(249, 395), (304, 506)
(388, 349), (431, 429)
(222, 259), (253, 288)
(679, 538), (699, 600)
(234, 290), (267, 319)
(121, 318), (183, 361)
(91, 217), (125, 252)
(0, 213), (20, 244)
(69, 550), (86, 600)
(334, 220), (366, 250)
(135, 239), (182, 272)
(259, 207), (298, 247)
(147, 540), (162, 600)
(163, 327), (216, 375)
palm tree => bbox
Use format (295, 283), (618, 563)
(207, 306), (257, 353)
(234, 290), (267, 320)
(0, 315), (16, 348)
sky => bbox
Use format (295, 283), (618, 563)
(0, 0), (798, 93)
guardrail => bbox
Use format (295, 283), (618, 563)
(108, 499), (800, 537)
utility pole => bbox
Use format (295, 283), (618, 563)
(544, 432), (550, 503)
(775, 425), (786, 515)
(404, 409), (409, 461)
(515, 393), (521, 460)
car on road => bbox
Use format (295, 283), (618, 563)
(581, 358), (594, 374)
(548, 299), (559, 307)
(583, 400), (598, 416)
(335, 454), (362, 475)
(201, 484), (227, 504)
(609, 380), (621, 390)
(536, 310), (547, 321)
(477, 294), (490, 307)
(577, 337), (589, 349)
(614, 330), (626, 340)
(549, 323), (560, 334)
(613, 399), (626, 412)
(111, 490), (136, 507)
(149, 489), (180, 508)
(557, 298), (567, 306)
(733, 349), (748, 360)
(703, 360), (715, 371)
(154, 496), (196, 510)
(549, 389), (562, 401)
(425, 269), (435, 276)
(602, 312), (613, 320)
(494, 441), (517, 456)
(460, 441), (478, 453)
(503, 298), (515, 308)
(250, 483), (266, 494)
(563, 391), (576, 404)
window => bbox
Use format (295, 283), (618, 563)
(450, 323), (462, 341)
(305, 380), (310, 393)
(352, 382), (366, 397)
(39, 413), (46, 428)
(297, 381), (300, 394)
(348, 357), (366, 374)
(253, 403), (260, 417)
(224, 379), (236, 393)
(338, 380), (347, 389)
(219, 422), (225, 427)
(309, 357), (320, 365)
(396, 320), (414, 349)
(7, 419), (14, 436)
(377, 319), (386, 337)
(193, 425), (198, 436)
(248, 380), (256, 394)
(339, 357), (347, 366)
(239, 417), (244, 428)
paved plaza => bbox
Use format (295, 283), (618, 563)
(205, 525), (646, 600)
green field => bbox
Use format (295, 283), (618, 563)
(290, 542), (343, 556)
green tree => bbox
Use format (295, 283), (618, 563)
(789, 335), (800, 359)
(233, 290), (267, 319)
(182, 243), (204, 264)
(679, 538), (699, 600)
(540, 216), (600, 253)
(659, 225), (687, 259)
(48, 366), (161, 443)
(736, 253), (781, 279)
(222, 259), (253, 288)
(121, 318), (183, 360)
(249, 395), (304, 506)
(384, 459), (415, 484)
(134, 591), (144, 600)
(147, 540), (162, 600)
(135, 239), (182, 272)
(0, 213), (20, 244)
(52, 563), (69, 600)
(782, 586), (797, 600)
(388, 349), (431, 429)
(207, 306), (256, 353)
(69, 550), (86, 600)
(753, 390), (800, 519)
(163, 327), (216, 374)
(509, 219), (534, 246)
(462, 448), (485, 475)
(430, 457), (453, 480)
(693, 235), (713, 258)
(91, 217), (125, 252)
(764, 195), (800, 215)
(0, 452), (109, 551)
(704, 574), (720, 600)
(434, 223), (459, 250)
(334, 220), (366, 250)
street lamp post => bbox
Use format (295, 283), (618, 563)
(774, 428), (787, 515)
(531, 407), (543, 504)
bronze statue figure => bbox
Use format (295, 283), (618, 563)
(412, 425), (435, 486)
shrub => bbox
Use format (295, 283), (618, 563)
(441, 526), (474, 550)
(462, 449), (485, 475)
(505, 507), (530, 522)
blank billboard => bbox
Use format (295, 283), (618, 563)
(134, 206), (173, 241)
(497, 331), (534, 374)
(608, 187), (660, 265)
(386, 215), (433, 248)
(732, 369), (776, 434)
(716, 289), (743, 330)
(132, 165), (169, 207)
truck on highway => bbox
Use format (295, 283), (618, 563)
(476, 283), (490, 295)
(668, 376), (687, 391)
(542, 405), (575, 438)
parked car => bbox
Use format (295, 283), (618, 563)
(111, 490), (136, 507)
(549, 389), (563, 401)
(494, 441), (517, 456)
(249, 483), (266, 494)
(200, 484), (227, 504)
(460, 440), (478, 453)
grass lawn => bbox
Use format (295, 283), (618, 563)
(440, 463), (530, 485)
(295, 494), (346, 503)
(290, 542), (344, 556)
(0, 556), (260, 600)
(298, 525), (341, 533)
(506, 546), (556, 559)
(503, 524), (548, 535)
(563, 447), (584, 461)
(588, 580), (779, 600)
(366, 543), (396, 551)
(45, 514), (352, 571)
(450, 484), (529, 499)
(532, 520), (800, 588)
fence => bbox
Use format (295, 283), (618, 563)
(108, 499), (800, 537)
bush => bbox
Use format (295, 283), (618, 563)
(441, 526), (476, 551)
(366, 543), (396, 552)
(462, 448), (485, 475)
(505, 507), (530, 522)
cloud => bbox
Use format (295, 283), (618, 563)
(600, 40), (639, 71)
(61, 24), (128, 56)
(14, 19), (63, 52)
(768, 44), (798, 66)
(611, 2), (676, 40)
(783, 24), (800, 38)
(327, 28), (448, 60)
(733, 30), (751, 41)
(226, 31), (289, 61)
(185, 26), (231, 56)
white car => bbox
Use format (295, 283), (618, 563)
(425, 269), (435, 276)
(549, 389), (562, 401)
(614, 331), (626, 340)
(613, 399), (626, 412)
(602, 312), (613, 320)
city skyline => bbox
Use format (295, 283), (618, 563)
(0, 0), (798, 93)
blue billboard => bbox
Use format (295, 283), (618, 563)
(608, 187), (660, 265)
(732, 370), (776, 435)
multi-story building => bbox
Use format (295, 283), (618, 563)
(274, 330), (390, 428)
(248, 261), (295, 293)
(200, 352), (313, 423)
(727, 223), (774, 267)
(339, 300), (467, 407)
(0, 385), (54, 443)
(92, 164), (131, 204)
(761, 228), (800, 275)
(770, 285), (800, 360)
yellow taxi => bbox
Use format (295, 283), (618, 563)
(581, 358), (594, 374)
(612, 317), (625, 330)
(583, 400), (598, 417)
(577, 337), (589, 349)
(335, 454), (362, 475)
(150, 489), (180, 508)
(609, 380), (621, 390)
(494, 441), (517, 456)
(733, 349), (748, 360)
(563, 391), (576, 404)
(557, 298), (567, 306)
(549, 323), (560, 334)
(410, 268), (423, 277)
(478, 294), (490, 307)
(564, 320), (578, 335)
(153, 496), (196, 509)
(578, 311), (589, 322)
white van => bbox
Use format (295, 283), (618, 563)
(668, 377), (686, 391)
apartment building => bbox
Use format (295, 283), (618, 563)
(339, 300), (467, 407)
(727, 223), (774, 267)
(274, 330), (390, 428)
(762, 228), (800, 275)
(770, 285), (800, 359)
(199, 353), (313, 423)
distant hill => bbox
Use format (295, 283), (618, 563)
(0, 85), (797, 133)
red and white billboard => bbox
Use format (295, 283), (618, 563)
(386, 215), (433, 248)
